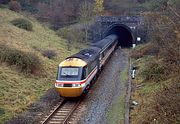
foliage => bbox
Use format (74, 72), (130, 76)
(19, 0), (38, 13)
(36, 0), (81, 29)
(9, 1), (21, 12)
(0, 3), (7, 8)
(0, 44), (42, 74)
(57, 26), (86, 50)
(0, 0), (10, 4)
(142, 60), (168, 82)
(79, 1), (94, 42)
(131, 0), (180, 123)
(11, 18), (33, 31)
(79, 1), (93, 22)
(42, 50), (57, 59)
(130, 43), (159, 59)
(3, 0), (103, 29)
(93, 0), (104, 15)
(144, 78), (180, 123)
(104, 0), (137, 15)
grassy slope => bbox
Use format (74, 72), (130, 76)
(130, 44), (179, 123)
(129, 0), (180, 122)
(0, 8), (85, 123)
(130, 55), (162, 124)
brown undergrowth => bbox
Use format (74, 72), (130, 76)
(130, 3), (180, 122)
(130, 42), (180, 123)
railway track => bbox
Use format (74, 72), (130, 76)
(41, 98), (82, 124)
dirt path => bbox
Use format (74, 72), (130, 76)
(76, 48), (129, 124)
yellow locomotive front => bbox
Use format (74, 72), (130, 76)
(55, 58), (88, 97)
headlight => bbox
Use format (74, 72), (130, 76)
(72, 84), (80, 87)
(55, 83), (63, 87)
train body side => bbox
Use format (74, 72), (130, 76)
(92, 34), (118, 69)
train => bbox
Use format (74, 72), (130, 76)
(55, 34), (118, 97)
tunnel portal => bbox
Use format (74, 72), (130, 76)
(91, 16), (144, 47)
(105, 24), (133, 47)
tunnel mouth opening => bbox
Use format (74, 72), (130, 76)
(105, 25), (133, 48)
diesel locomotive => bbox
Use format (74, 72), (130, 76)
(55, 34), (118, 97)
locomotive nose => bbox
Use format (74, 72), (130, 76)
(56, 87), (83, 97)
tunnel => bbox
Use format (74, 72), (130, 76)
(104, 24), (134, 47)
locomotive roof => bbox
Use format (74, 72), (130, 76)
(67, 47), (101, 64)
(91, 34), (118, 49)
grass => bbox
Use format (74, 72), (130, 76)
(107, 64), (129, 124)
(130, 54), (159, 124)
(0, 64), (52, 122)
(0, 8), (86, 123)
(107, 95), (125, 124)
(130, 43), (179, 124)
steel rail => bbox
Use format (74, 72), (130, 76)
(62, 98), (82, 124)
(41, 97), (83, 124)
(41, 99), (66, 124)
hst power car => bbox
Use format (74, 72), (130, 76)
(55, 35), (118, 97)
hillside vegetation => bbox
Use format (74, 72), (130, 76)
(0, 0), (104, 29)
(130, 0), (180, 123)
(0, 8), (85, 123)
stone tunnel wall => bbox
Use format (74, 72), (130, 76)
(88, 16), (148, 45)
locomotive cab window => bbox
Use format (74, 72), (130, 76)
(81, 66), (87, 80)
(61, 68), (79, 76)
(57, 67), (81, 81)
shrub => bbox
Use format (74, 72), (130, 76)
(57, 27), (86, 51)
(142, 60), (169, 82)
(0, 4), (7, 8)
(144, 78), (180, 123)
(131, 43), (159, 59)
(11, 18), (33, 31)
(9, 1), (21, 12)
(20, 0), (38, 13)
(0, 44), (42, 74)
(0, 107), (5, 115)
(42, 50), (57, 59)
(0, 0), (10, 4)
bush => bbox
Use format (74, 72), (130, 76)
(131, 43), (159, 59)
(9, 1), (21, 12)
(0, 0), (10, 4)
(19, 0), (38, 13)
(142, 60), (169, 82)
(144, 78), (180, 123)
(0, 4), (7, 8)
(11, 18), (33, 31)
(0, 44), (42, 74)
(42, 50), (57, 59)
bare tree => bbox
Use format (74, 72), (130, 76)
(79, 0), (93, 42)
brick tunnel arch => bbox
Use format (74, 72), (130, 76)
(104, 24), (134, 47)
